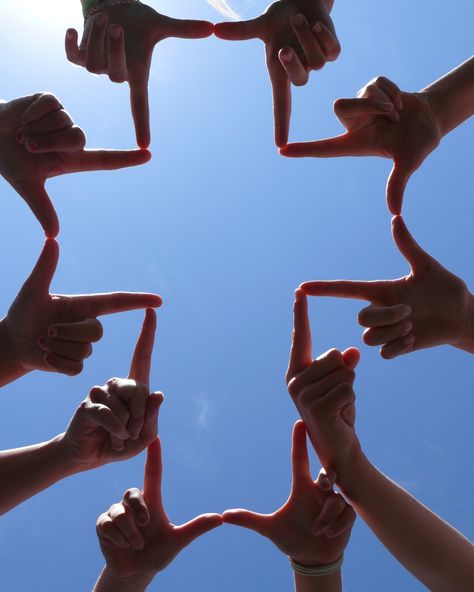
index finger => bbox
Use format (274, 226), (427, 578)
(280, 133), (365, 158)
(286, 289), (312, 384)
(70, 292), (162, 317)
(129, 308), (157, 385)
(268, 58), (291, 148)
(75, 148), (152, 172)
(291, 420), (311, 486)
(129, 71), (151, 149)
(300, 280), (391, 304)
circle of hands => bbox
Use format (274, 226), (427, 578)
(1, 0), (471, 587)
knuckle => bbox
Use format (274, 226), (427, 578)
(325, 348), (344, 366)
(287, 376), (299, 398)
(124, 487), (141, 502)
(67, 363), (83, 376)
(83, 344), (93, 359)
(71, 125), (86, 148)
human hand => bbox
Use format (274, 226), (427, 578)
(0, 93), (150, 237)
(63, 308), (163, 470)
(281, 76), (441, 213)
(301, 216), (472, 359)
(65, 3), (214, 149)
(214, 0), (340, 147)
(286, 290), (361, 475)
(2, 239), (162, 381)
(224, 420), (355, 567)
(96, 438), (222, 581)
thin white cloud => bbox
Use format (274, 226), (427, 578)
(195, 393), (211, 430)
(207, 0), (240, 20)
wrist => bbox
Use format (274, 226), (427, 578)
(294, 569), (342, 592)
(454, 292), (474, 354)
(335, 448), (371, 502)
(94, 566), (155, 592)
(0, 317), (28, 387)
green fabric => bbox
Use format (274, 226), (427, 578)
(82, 0), (100, 18)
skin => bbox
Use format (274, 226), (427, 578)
(93, 438), (223, 592)
(223, 420), (356, 592)
(0, 239), (162, 386)
(0, 309), (163, 515)
(286, 290), (474, 591)
(214, 0), (340, 147)
(0, 93), (151, 237)
(300, 216), (474, 359)
(66, 4), (214, 148)
(281, 57), (474, 213)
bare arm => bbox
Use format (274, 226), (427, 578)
(423, 55), (474, 136)
(93, 569), (154, 592)
(340, 453), (474, 592)
(0, 318), (28, 387)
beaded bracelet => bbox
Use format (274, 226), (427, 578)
(289, 554), (344, 577)
(82, 0), (141, 19)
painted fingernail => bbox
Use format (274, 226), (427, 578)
(292, 14), (305, 27)
(16, 130), (25, 143)
(26, 139), (38, 152)
(380, 102), (394, 111)
(400, 305), (412, 318)
(401, 321), (413, 336)
(312, 22), (323, 33)
(48, 327), (57, 337)
(280, 48), (293, 62)
(38, 337), (48, 350)
(109, 25), (121, 40)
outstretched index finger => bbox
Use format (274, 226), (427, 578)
(129, 308), (157, 386)
(287, 289), (312, 383)
(300, 280), (390, 305)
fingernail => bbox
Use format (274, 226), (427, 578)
(38, 337), (48, 350)
(292, 14), (305, 27)
(401, 321), (413, 336)
(66, 29), (75, 40)
(380, 102), (394, 111)
(402, 333), (415, 346)
(26, 139), (38, 152)
(16, 130), (24, 143)
(138, 514), (148, 526)
(319, 475), (331, 490)
(109, 25), (121, 40)
(95, 12), (106, 25)
(400, 305), (412, 318)
(280, 48), (292, 62)
(312, 22), (323, 33)
(48, 327), (57, 337)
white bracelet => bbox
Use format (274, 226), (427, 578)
(84, 0), (142, 20)
(289, 554), (344, 577)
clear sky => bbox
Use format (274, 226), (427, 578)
(0, 1), (473, 590)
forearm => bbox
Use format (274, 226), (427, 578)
(294, 570), (342, 592)
(93, 567), (155, 592)
(422, 55), (474, 136)
(0, 318), (28, 387)
(339, 453), (474, 592)
(0, 434), (78, 515)
(455, 292), (474, 354)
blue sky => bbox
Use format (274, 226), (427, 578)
(0, 0), (473, 590)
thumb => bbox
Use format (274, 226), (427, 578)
(222, 509), (270, 537)
(176, 513), (223, 548)
(342, 347), (361, 371)
(20, 238), (59, 297)
(11, 179), (59, 238)
(214, 18), (261, 41)
(386, 162), (412, 215)
(392, 215), (432, 273)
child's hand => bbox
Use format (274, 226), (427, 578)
(224, 421), (355, 568)
(215, 0), (340, 147)
(301, 216), (472, 359)
(96, 438), (222, 581)
(0, 93), (150, 237)
(286, 290), (362, 476)
(281, 76), (441, 213)
(63, 309), (163, 470)
(2, 240), (161, 380)
(65, 3), (213, 149)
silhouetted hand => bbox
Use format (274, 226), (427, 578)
(0, 93), (150, 236)
(301, 216), (472, 359)
(224, 421), (355, 567)
(95, 438), (222, 583)
(66, 3), (214, 148)
(2, 239), (162, 381)
(286, 290), (361, 475)
(281, 76), (441, 213)
(215, 0), (340, 147)
(63, 309), (163, 470)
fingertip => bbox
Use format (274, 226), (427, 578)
(342, 347), (361, 370)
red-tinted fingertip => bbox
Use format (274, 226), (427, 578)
(342, 347), (361, 370)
